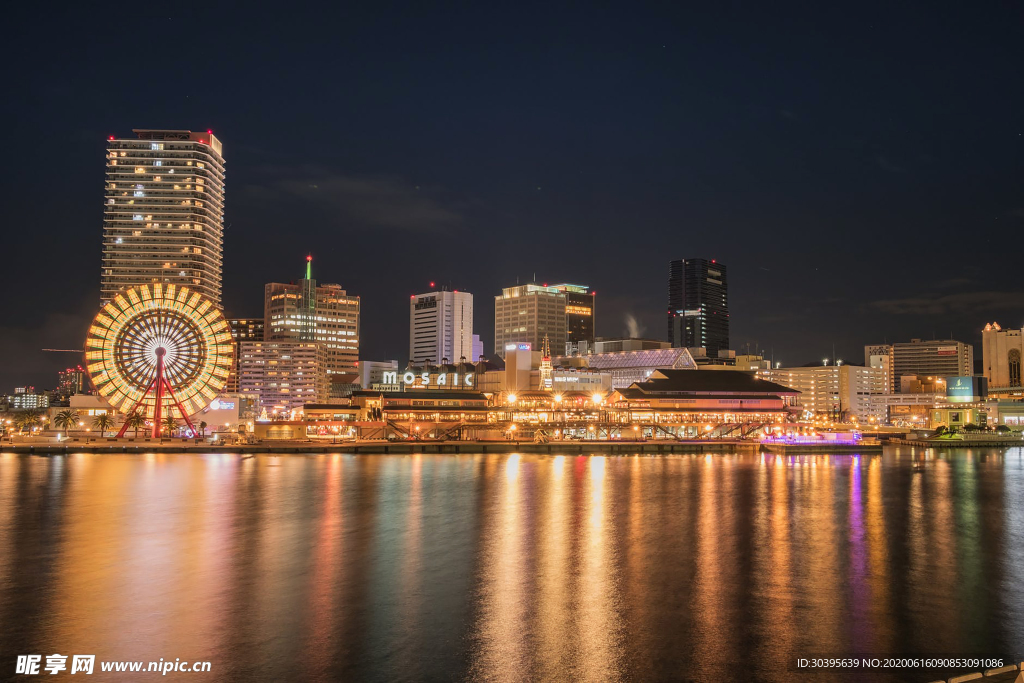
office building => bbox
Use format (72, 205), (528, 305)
(264, 257), (360, 376)
(667, 258), (729, 355)
(229, 318), (264, 342)
(864, 344), (895, 393)
(101, 129), (225, 305)
(551, 284), (595, 347)
(410, 290), (474, 364)
(493, 281), (594, 359)
(225, 318), (265, 393)
(762, 362), (886, 423)
(866, 339), (974, 390)
(472, 335), (484, 362)
(494, 284), (568, 358)
(237, 341), (327, 415)
(982, 322), (1024, 391)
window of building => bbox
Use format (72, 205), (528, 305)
(1009, 349), (1021, 386)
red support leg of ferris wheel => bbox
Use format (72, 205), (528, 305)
(115, 346), (199, 439)
(115, 372), (157, 439)
(161, 375), (198, 437)
(152, 348), (166, 438)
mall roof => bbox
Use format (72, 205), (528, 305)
(618, 369), (799, 397)
(555, 347), (696, 370)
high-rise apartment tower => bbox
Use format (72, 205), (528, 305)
(102, 129), (225, 305)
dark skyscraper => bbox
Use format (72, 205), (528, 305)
(667, 258), (729, 355)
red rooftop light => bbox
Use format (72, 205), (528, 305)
(108, 136), (115, 140)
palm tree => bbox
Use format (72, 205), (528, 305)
(53, 409), (80, 433)
(93, 413), (113, 437)
(162, 414), (178, 437)
(15, 411), (40, 434)
(125, 412), (146, 438)
(199, 421), (208, 438)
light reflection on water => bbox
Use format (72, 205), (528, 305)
(0, 449), (1022, 682)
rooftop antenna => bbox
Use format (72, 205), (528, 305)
(305, 254), (312, 280)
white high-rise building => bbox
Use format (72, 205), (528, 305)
(102, 129), (225, 305)
(761, 362), (887, 423)
(410, 290), (474, 364)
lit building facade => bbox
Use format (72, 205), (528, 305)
(237, 341), (327, 415)
(102, 129), (225, 305)
(410, 290), (474, 364)
(476, 346), (612, 396)
(225, 317), (265, 393)
(609, 370), (794, 437)
(982, 322), (1024, 391)
(551, 284), (595, 347)
(10, 387), (48, 411)
(55, 366), (88, 401)
(868, 339), (974, 389)
(864, 344), (895, 393)
(668, 258), (729, 355)
(494, 284), (567, 358)
(357, 360), (399, 388)
(762, 363), (886, 423)
(264, 257), (360, 376)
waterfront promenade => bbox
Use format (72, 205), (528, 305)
(2, 437), (888, 455)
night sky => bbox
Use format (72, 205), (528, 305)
(3, 3), (1023, 390)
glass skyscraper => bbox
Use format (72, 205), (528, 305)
(667, 258), (729, 355)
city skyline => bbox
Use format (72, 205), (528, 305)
(4, 4), (1024, 391)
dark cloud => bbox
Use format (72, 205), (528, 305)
(244, 167), (464, 233)
(868, 291), (1024, 316)
(0, 294), (96, 391)
(875, 155), (908, 174)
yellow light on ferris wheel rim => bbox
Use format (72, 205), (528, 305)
(84, 284), (232, 419)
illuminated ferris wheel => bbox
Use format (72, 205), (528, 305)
(84, 284), (234, 438)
